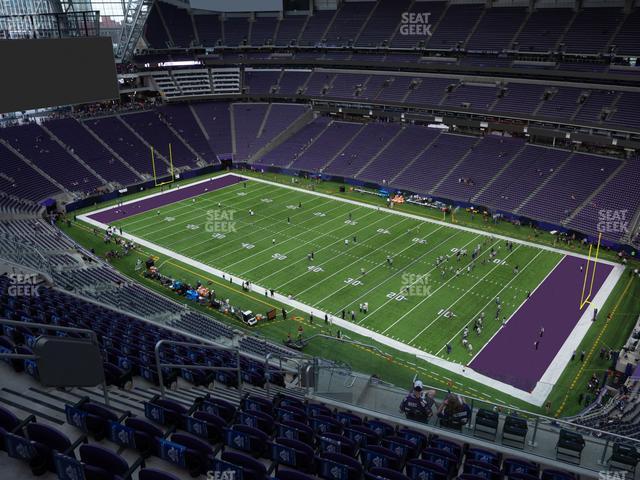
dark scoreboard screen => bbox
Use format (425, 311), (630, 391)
(0, 36), (119, 114)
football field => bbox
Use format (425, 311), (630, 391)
(81, 173), (622, 404)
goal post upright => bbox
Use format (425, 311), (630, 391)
(151, 143), (176, 187)
(579, 231), (602, 309)
(150, 145), (158, 186)
(169, 143), (175, 182)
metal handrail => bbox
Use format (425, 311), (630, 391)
(304, 363), (314, 394)
(154, 339), (242, 399)
(314, 360), (640, 447)
(0, 318), (110, 405)
(264, 351), (308, 395)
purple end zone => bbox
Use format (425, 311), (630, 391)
(88, 174), (247, 224)
(469, 255), (613, 392)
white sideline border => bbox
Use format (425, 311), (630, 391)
(77, 172), (625, 406)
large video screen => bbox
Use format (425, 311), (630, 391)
(0, 37), (118, 114)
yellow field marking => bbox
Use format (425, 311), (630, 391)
(555, 274), (634, 417)
(166, 260), (287, 312)
(579, 232), (602, 308)
(70, 220), (505, 405)
(69, 221), (290, 313)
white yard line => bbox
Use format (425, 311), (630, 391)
(329, 226), (459, 316)
(466, 252), (562, 362)
(197, 199), (345, 267)
(244, 174), (620, 267)
(259, 212), (392, 283)
(537, 262), (624, 392)
(134, 184), (288, 240)
(77, 172), (625, 406)
(230, 207), (380, 272)
(120, 182), (272, 230)
(408, 245), (522, 343)
(375, 236), (490, 332)
(85, 174), (249, 217)
(438, 250), (545, 357)
(289, 217), (416, 297)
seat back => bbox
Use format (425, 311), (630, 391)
(79, 444), (129, 476)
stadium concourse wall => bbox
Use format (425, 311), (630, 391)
(77, 172), (624, 407)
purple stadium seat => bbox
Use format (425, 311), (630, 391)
(77, 402), (120, 441)
(169, 432), (213, 477)
(383, 436), (420, 460)
(344, 424), (379, 447)
(272, 437), (315, 472)
(306, 402), (333, 418)
(336, 411), (363, 427)
(406, 458), (448, 480)
(429, 437), (462, 461)
(542, 469), (576, 480)
(360, 444), (403, 470)
(366, 419), (394, 438)
(239, 410), (275, 435)
(123, 417), (163, 456)
(278, 419), (314, 446)
(367, 467), (411, 480)
(26, 423), (75, 475)
(463, 459), (502, 480)
(139, 468), (182, 480)
(224, 424), (269, 456)
(276, 405), (308, 424)
(199, 397), (237, 424)
(466, 448), (501, 467)
(275, 16), (306, 46)
(242, 394), (274, 415)
(79, 444), (129, 480)
(503, 458), (540, 477)
(103, 362), (132, 389)
(152, 398), (188, 427)
(190, 410), (227, 443)
(0, 405), (20, 451)
(221, 451), (268, 480)
(276, 469), (316, 480)
(421, 447), (458, 475)
(398, 428), (429, 451)
(318, 432), (358, 457)
(317, 451), (363, 480)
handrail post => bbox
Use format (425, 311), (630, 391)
(599, 438), (610, 466)
(265, 352), (273, 396)
(155, 340), (166, 399)
(236, 347), (242, 396)
(529, 416), (539, 447)
(90, 330), (110, 407)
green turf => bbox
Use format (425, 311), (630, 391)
(65, 171), (640, 415)
(108, 178), (563, 365)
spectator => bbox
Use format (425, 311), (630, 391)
(400, 380), (436, 423)
(437, 393), (470, 431)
